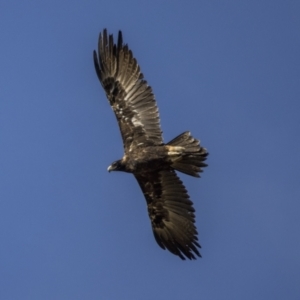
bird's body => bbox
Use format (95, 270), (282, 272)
(110, 144), (190, 174)
(93, 29), (208, 260)
(111, 145), (170, 173)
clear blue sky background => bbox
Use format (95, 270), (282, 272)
(1, 1), (299, 299)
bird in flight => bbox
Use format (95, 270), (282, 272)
(93, 29), (208, 260)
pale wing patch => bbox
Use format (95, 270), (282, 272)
(131, 115), (143, 127)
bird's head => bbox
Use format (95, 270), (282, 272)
(107, 160), (126, 172)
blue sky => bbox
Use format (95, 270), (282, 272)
(1, 1), (300, 299)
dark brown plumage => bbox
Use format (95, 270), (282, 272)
(93, 29), (208, 260)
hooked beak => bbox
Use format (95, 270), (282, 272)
(107, 165), (112, 172)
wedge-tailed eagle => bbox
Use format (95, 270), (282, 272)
(93, 29), (208, 260)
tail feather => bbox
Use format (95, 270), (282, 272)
(167, 131), (208, 177)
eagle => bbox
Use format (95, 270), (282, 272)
(93, 29), (208, 260)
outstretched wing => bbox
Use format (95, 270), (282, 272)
(135, 170), (201, 260)
(93, 29), (163, 151)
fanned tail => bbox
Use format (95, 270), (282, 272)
(167, 131), (208, 177)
